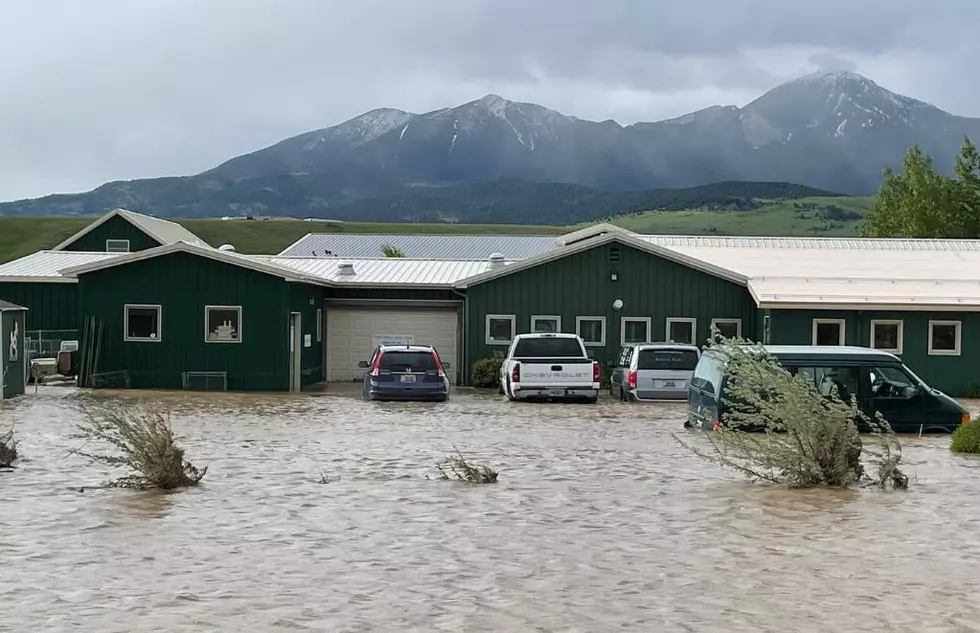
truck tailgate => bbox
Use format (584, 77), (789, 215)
(516, 358), (594, 386)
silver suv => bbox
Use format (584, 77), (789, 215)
(609, 342), (701, 402)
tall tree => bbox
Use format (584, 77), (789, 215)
(862, 137), (980, 238)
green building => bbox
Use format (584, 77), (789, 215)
(5, 216), (980, 397)
(0, 209), (209, 356)
(1, 300), (27, 400)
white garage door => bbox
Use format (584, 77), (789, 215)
(326, 307), (460, 383)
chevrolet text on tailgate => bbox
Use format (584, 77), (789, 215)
(500, 333), (600, 403)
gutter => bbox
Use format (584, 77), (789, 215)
(452, 287), (469, 387)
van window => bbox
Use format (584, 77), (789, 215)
(869, 365), (919, 399)
(691, 353), (724, 394)
(513, 337), (584, 357)
(790, 365), (860, 402)
(638, 348), (699, 371)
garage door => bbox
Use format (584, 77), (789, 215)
(326, 307), (460, 383)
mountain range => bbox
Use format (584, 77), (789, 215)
(2, 70), (976, 224)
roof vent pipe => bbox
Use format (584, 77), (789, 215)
(337, 262), (356, 276)
(488, 252), (505, 268)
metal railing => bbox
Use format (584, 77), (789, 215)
(25, 329), (78, 359)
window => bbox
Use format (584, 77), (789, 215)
(869, 365), (920, 399)
(870, 319), (903, 354)
(316, 308), (322, 342)
(928, 320), (961, 356)
(486, 314), (515, 345)
(691, 351), (724, 395)
(380, 350), (438, 371)
(513, 337), (585, 358)
(710, 318), (741, 340)
(790, 365), (859, 403)
(576, 316), (605, 346)
(105, 239), (130, 253)
(621, 317), (651, 345)
(666, 317), (697, 345)
(637, 348), (700, 371)
(531, 315), (561, 333)
(812, 318), (845, 346)
(205, 305), (242, 342)
(124, 304), (162, 342)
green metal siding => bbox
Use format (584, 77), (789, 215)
(768, 309), (980, 397)
(1, 309), (27, 399)
(329, 288), (458, 301)
(77, 252), (294, 391)
(0, 282), (78, 332)
(63, 215), (162, 252)
(290, 283), (325, 386)
(464, 241), (758, 378)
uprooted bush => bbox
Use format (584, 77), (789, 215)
(950, 417), (980, 454)
(71, 401), (207, 490)
(0, 427), (16, 469)
(435, 448), (498, 484)
(676, 338), (908, 489)
(470, 357), (504, 389)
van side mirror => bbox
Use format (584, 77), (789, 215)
(357, 361), (369, 368)
(442, 361), (451, 369)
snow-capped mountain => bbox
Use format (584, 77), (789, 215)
(3, 71), (979, 219)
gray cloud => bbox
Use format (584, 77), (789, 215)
(1, 0), (978, 200)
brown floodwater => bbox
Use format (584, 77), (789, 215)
(2, 385), (980, 632)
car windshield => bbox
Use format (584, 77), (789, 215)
(513, 337), (584, 357)
(637, 348), (699, 370)
(380, 351), (437, 371)
(869, 365), (916, 387)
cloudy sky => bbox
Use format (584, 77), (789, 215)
(1, 0), (977, 201)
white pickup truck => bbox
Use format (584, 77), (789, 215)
(499, 332), (600, 403)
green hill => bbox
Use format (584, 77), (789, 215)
(0, 196), (873, 264)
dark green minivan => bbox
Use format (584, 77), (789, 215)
(686, 345), (970, 434)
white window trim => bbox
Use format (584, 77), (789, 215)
(811, 318), (846, 346)
(530, 315), (562, 333)
(710, 318), (742, 339)
(204, 305), (243, 343)
(620, 317), (652, 345)
(870, 319), (904, 354)
(486, 314), (516, 345)
(105, 239), (131, 253)
(666, 317), (698, 344)
(928, 320), (962, 356)
(124, 304), (162, 342)
(576, 316), (606, 347)
(316, 308), (322, 342)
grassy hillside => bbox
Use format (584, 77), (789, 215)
(0, 196), (873, 264)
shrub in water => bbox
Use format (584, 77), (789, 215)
(435, 448), (498, 484)
(950, 417), (980, 454)
(0, 427), (16, 469)
(676, 337), (907, 489)
(470, 357), (504, 389)
(72, 401), (207, 490)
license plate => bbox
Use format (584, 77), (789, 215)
(548, 389), (565, 396)
(400, 375), (417, 383)
(661, 381), (676, 388)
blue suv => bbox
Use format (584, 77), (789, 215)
(358, 345), (451, 402)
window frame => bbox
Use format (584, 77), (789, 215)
(928, 320), (962, 356)
(869, 319), (903, 354)
(105, 239), (131, 253)
(620, 317), (651, 345)
(666, 317), (698, 345)
(576, 316), (606, 347)
(204, 305), (243, 343)
(811, 318), (846, 346)
(486, 314), (516, 345)
(123, 304), (163, 343)
(710, 318), (742, 340)
(530, 315), (562, 333)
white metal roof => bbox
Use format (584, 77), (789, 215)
(642, 235), (980, 251)
(0, 251), (125, 283)
(749, 277), (980, 310)
(256, 256), (514, 286)
(52, 209), (209, 251)
(277, 233), (559, 259)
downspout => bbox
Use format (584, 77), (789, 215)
(452, 287), (468, 387)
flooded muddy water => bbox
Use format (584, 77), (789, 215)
(2, 385), (980, 632)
